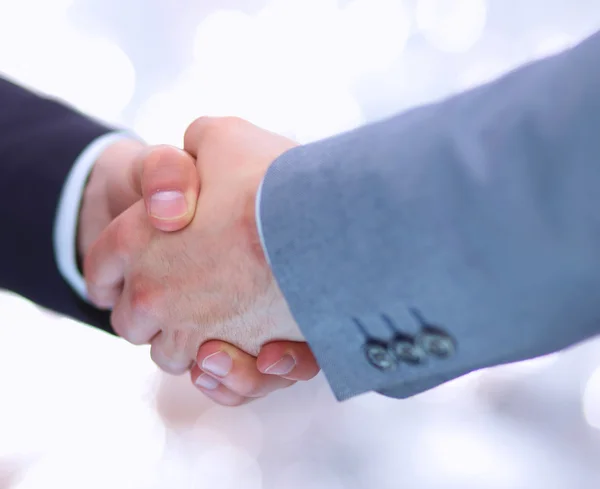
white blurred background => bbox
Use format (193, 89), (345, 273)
(1, 0), (600, 487)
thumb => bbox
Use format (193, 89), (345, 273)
(131, 145), (200, 232)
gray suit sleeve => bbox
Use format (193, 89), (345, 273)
(259, 30), (600, 401)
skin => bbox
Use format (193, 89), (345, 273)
(82, 127), (320, 406)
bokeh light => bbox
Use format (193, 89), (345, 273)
(3, 0), (600, 487)
(457, 58), (517, 90)
(0, 14), (135, 122)
(531, 31), (578, 58)
(272, 462), (346, 489)
(582, 365), (600, 429)
(136, 1), (367, 144)
(414, 420), (524, 488)
(416, 0), (487, 53)
(338, 0), (411, 78)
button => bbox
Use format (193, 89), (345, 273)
(364, 341), (397, 370)
(417, 329), (455, 358)
(390, 335), (427, 364)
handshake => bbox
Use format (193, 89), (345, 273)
(79, 117), (320, 406)
(55, 31), (600, 408)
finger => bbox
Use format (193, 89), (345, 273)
(150, 331), (194, 376)
(182, 116), (218, 159)
(182, 117), (257, 188)
(257, 341), (320, 381)
(88, 281), (123, 312)
(109, 277), (162, 345)
(135, 145), (200, 232)
(83, 201), (151, 309)
(194, 341), (295, 398)
(182, 116), (296, 185)
(190, 370), (254, 407)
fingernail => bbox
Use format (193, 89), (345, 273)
(195, 373), (220, 390)
(201, 351), (233, 377)
(149, 191), (187, 220)
(264, 355), (296, 375)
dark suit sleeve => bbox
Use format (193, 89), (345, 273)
(0, 76), (113, 333)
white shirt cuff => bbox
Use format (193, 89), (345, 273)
(255, 175), (272, 267)
(53, 132), (133, 303)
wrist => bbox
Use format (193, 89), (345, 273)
(244, 147), (294, 268)
(253, 173), (270, 266)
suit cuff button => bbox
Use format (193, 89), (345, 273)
(364, 341), (397, 370)
(418, 331), (455, 358)
(390, 335), (427, 364)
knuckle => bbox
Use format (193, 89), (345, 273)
(214, 116), (251, 141)
(157, 327), (198, 368)
(184, 116), (213, 144)
(112, 277), (165, 345)
(129, 277), (163, 321)
(187, 116), (246, 145)
(169, 328), (191, 354)
(189, 115), (213, 130)
(197, 118), (226, 142)
(218, 116), (246, 131)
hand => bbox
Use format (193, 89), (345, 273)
(84, 117), (305, 372)
(83, 136), (320, 405)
